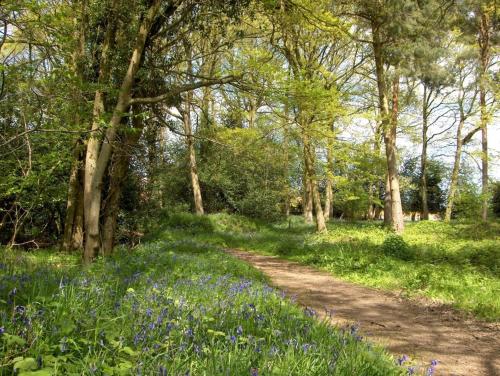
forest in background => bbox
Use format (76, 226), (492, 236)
(0, 0), (499, 262)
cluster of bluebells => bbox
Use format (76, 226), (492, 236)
(0, 243), (404, 375)
(397, 354), (439, 375)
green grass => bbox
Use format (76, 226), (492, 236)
(151, 213), (500, 321)
(0, 234), (404, 375)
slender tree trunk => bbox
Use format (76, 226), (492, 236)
(248, 98), (257, 128)
(182, 43), (204, 215)
(478, 9), (491, 221)
(62, 0), (87, 252)
(420, 85), (430, 220)
(445, 116), (465, 221)
(62, 143), (84, 251)
(372, 23), (404, 233)
(101, 154), (129, 256)
(323, 136), (334, 221)
(83, 0), (161, 263)
(481, 95), (488, 221)
(384, 174), (392, 225)
(183, 96), (204, 215)
(283, 107), (291, 217)
(386, 72), (404, 233)
(303, 174), (313, 223)
(101, 107), (144, 255)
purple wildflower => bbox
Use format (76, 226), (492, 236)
(397, 355), (409, 366)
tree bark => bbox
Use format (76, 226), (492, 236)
(386, 72), (404, 233)
(182, 95), (204, 215)
(303, 174), (313, 223)
(384, 173), (392, 224)
(445, 116), (465, 221)
(62, 142), (84, 251)
(420, 84), (430, 220)
(283, 107), (291, 217)
(323, 135), (334, 221)
(372, 23), (404, 233)
(101, 107), (144, 255)
(62, 0), (87, 252)
(478, 8), (491, 222)
(83, 0), (162, 263)
(303, 129), (326, 232)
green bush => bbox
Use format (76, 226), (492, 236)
(381, 234), (414, 260)
(163, 212), (215, 232)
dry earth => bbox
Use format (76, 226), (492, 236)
(226, 249), (500, 376)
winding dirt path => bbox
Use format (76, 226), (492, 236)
(226, 249), (500, 376)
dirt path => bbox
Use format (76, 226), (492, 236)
(226, 249), (500, 376)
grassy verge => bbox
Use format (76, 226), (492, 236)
(0, 237), (404, 375)
(151, 213), (500, 321)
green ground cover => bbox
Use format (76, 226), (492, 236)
(0, 235), (404, 375)
(154, 213), (500, 321)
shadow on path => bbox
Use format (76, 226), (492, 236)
(226, 249), (500, 376)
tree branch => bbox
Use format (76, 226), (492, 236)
(129, 75), (238, 105)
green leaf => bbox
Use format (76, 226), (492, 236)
(14, 357), (38, 371)
(60, 318), (76, 335)
(120, 346), (139, 356)
(3, 333), (27, 347)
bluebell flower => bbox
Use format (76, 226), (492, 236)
(236, 325), (243, 336)
(269, 346), (279, 356)
(302, 343), (312, 353)
(397, 355), (409, 366)
(250, 368), (258, 376)
(304, 307), (316, 317)
(185, 327), (194, 338)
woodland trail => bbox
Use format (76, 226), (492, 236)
(225, 249), (500, 376)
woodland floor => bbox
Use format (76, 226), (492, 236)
(226, 248), (500, 376)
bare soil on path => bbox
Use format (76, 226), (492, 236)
(225, 249), (500, 376)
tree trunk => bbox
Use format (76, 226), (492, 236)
(420, 84), (430, 220)
(384, 173), (392, 225)
(283, 108), (290, 217)
(101, 107), (144, 255)
(62, 142), (84, 251)
(183, 96), (204, 215)
(445, 116), (465, 221)
(101, 153), (129, 256)
(372, 23), (404, 233)
(481, 95), (488, 222)
(62, 0), (87, 252)
(478, 9), (491, 222)
(386, 72), (404, 233)
(83, 0), (162, 263)
(303, 174), (313, 223)
(323, 136), (334, 221)
(303, 130), (326, 232)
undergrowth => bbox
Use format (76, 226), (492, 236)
(152, 213), (500, 321)
(0, 237), (405, 375)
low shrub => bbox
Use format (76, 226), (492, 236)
(381, 234), (414, 261)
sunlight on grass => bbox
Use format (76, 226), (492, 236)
(154, 214), (500, 321)
(0, 237), (403, 375)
